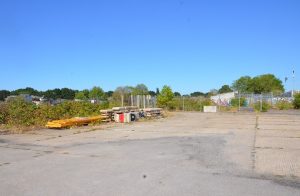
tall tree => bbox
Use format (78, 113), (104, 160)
(157, 85), (174, 109)
(61, 88), (76, 100)
(89, 86), (105, 100)
(133, 84), (149, 95)
(75, 91), (87, 100)
(82, 89), (90, 98)
(218, 85), (233, 94)
(250, 74), (284, 95)
(232, 76), (252, 93)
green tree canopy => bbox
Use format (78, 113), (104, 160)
(82, 89), (90, 98)
(61, 88), (76, 100)
(232, 76), (252, 93)
(190, 91), (205, 97)
(250, 74), (284, 95)
(11, 87), (41, 96)
(105, 91), (114, 98)
(89, 86), (105, 100)
(174, 92), (181, 97)
(232, 74), (284, 95)
(132, 84), (149, 95)
(43, 88), (62, 99)
(75, 91), (87, 100)
(148, 91), (156, 96)
(218, 85), (233, 94)
(157, 85), (174, 109)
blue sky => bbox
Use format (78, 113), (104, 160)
(0, 0), (299, 94)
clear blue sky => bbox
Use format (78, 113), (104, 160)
(0, 0), (299, 94)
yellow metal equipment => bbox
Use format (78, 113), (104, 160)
(46, 116), (102, 129)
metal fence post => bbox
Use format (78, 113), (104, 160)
(238, 92), (241, 111)
(260, 94), (263, 112)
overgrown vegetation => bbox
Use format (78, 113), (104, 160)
(275, 100), (293, 110)
(254, 101), (271, 112)
(230, 98), (247, 107)
(293, 93), (300, 109)
(0, 98), (108, 128)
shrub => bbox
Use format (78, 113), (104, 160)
(1, 99), (108, 128)
(7, 98), (37, 126)
(275, 100), (293, 110)
(254, 101), (270, 112)
(230, 98), (246, 107)
(0, 102), (9, 124)
(293, 93), (300, 109)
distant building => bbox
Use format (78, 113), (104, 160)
(211, 92), (237, 106)
(5, 94), (32, 102)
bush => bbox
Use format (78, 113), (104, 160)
(230, 98), (246, 107)
(169, 97), (212, 111)
(254, 101), (270, 112)
(293, 93), (300, 109)
(1, 99), (108, 128)
(0, 102), (8, 124)
(275, 100), (293, 110)
(7, 98), (37, 126)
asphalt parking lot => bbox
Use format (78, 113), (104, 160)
(1, 111), (300, 196)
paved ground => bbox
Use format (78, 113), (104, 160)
(0, 111), (300, 196)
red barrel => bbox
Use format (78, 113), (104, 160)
(119, 113), (124, 123)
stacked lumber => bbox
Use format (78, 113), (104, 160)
(46, 116), (102, 128)
(143, 108), (162, 117)
(100, 109), (114, 122)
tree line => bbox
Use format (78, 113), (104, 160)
(0, 74), (286, 101)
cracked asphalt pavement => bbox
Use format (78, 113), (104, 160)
(1, 111), (300, 196)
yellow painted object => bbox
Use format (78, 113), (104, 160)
(46, 116), (102, 129)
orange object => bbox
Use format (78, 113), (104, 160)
(46, 116), (102, 128)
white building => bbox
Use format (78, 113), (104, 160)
(210, 92), (237, 106)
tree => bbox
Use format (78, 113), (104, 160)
(105, 91), (114, 97)
(156, 88), (160, 95)
(89, 86), (105, 100)
(157, 85), (174, 109)
(61, 88), (76, 100)
(112, 86), (133, 106)
(43, 88), (62, 99)
(218, 85), (233, 94)
(148, 91), (156, 97)
(190, 91), (205, 97)
(11, 87), (40, 96)
(113, 86), (133, 97)
(133, 84), (149, 95)
(232, 76), (252, 93)
(0, 90), (10, 101)
(75, 91), (87, 100)
(82, 89), (90, 98)
(250, 74), (284, 95)
(174, 92), (181, 97)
